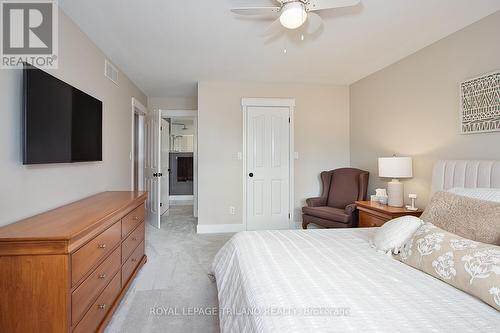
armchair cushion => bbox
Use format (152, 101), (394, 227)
(302, 206), (350, 224)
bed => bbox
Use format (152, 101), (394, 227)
(211, 160), (500, 332)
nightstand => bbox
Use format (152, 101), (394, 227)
(355, 201), (423, 227)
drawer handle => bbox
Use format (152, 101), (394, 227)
(98, 273), (106, 279)
(98, 304), (107, 310)
(98, 243), (107, 249)
(131, 258), (137, 262)
(131, 237), (137, 241)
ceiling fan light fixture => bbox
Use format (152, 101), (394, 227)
(279, 2), (307, 29)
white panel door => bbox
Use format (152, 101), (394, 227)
(246, 106), (290, 230)
(160, 119), (170, 216)
(145, 109), (161, 229)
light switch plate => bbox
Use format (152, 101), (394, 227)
(237, 152), (242, 160)
(294, 152), (299, 160)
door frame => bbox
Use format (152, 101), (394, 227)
(160, 109), (198, 218)
(131, 97), (147, 191)
(241, 97), (295, 230)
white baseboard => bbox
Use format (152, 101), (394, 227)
(196, 223), (245, 234)
(169, 195), (193, 201)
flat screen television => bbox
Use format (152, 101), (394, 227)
(23, 63), (103, 164)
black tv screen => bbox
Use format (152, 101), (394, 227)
(23, 63), (102, 164)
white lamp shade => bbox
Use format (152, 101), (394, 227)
(378, 157), (413, 178)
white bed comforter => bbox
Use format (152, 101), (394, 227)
(211, 228), (500, 333)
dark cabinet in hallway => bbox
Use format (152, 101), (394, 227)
(169, 152), (193, 195)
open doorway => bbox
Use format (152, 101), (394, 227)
(168, 118), (194, 202)
(160, 110), (198, 221)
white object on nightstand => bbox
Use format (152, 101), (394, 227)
(374, 188), (388, 204)
(378, 156), (413, 208)
(406, 193), (418, 211)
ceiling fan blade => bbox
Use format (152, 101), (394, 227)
(306, 0), (360, 12)
(231, 7), (281, 16)
(305, 12), (323, 34)
(260, 18), (283, 37)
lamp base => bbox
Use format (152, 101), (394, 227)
(387, 179), (404, 207)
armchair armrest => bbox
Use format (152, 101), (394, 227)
(345, 203), (358, 215)
(306, 197), (327, 207)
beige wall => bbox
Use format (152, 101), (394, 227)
(198, 81), (350, 226)
(350, 11), (500, 207)
(0, 11), (146, 225)
(148, 96), (198, 111)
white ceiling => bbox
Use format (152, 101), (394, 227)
(58, 0), (500, 97)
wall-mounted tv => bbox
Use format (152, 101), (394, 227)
(23, 63), (103, 164)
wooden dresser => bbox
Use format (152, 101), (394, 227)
(0, 191), (147, 333)
(355, 200), (424, 227)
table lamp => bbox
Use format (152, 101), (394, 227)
(378, 156), (413, 207)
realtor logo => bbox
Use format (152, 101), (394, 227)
(1, 0), (58, 68)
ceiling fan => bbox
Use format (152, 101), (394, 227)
(231, 0), (361, 31)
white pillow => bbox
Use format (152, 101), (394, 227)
(447, 187), (500, 203)
(371, 216), (424, 255)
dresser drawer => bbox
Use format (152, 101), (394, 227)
(122, 222), (145, 263)
(71, 222), (121, 285)
(72, 246), (121, 325)
(73, 272), (121, 333)
(122, 240), (144, 287)
(359, 212), (387, 227)
(122, 204), (145, 238)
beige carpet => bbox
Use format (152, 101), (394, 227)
(105, 205), (232, 333)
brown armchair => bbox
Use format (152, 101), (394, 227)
(302, 168), (369, 229)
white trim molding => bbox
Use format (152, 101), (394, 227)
(160, 109), (197, 118)
(241, 97), (296, 108)
(170, 195), (194, 201)
(196, 223), (245, 234)
(132, 97), (147, 115)
(241, 97), (295, 231)
(131, 97), (147, 190)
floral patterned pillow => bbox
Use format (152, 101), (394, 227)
(396, 223), (500, 311)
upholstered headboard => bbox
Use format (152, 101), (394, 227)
(431, 160), (500, 193)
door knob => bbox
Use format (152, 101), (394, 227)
(249, 173), (254, 177)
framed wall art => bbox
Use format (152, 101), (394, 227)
(460, 71), (500, 134)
